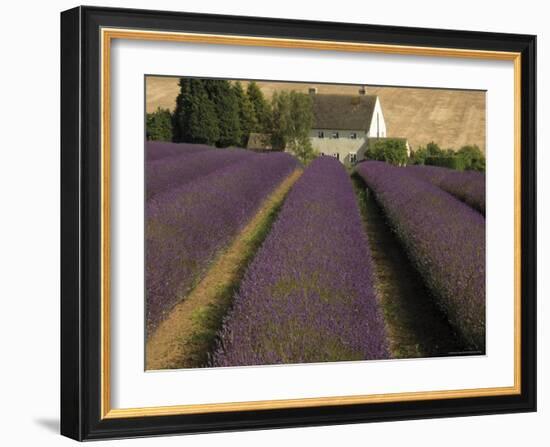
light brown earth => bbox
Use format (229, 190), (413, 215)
(145, 169), (303, 370)
(146, 76), (486, 152)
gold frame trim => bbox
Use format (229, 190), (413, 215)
(100, 28), (522, 420)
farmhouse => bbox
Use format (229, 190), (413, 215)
(309, 87), (407, 166)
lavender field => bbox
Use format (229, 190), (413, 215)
(147, 148), (251, 200)
(145, 142), (485, 369)
(212, 157), (388, 366)
(146, 141), (212, 161)
(357, 161), (485, 351)
(146, 143), (298, 333)
(405, 165), (486, 215)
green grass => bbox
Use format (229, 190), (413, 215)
(351, 171), (466, 359)
(181, 186), (294, 368)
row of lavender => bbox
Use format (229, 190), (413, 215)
(212, 157), (389, 367)
(146, 141), (212, 161)
(146, 142), (298, 333)
(147, 147), (252, 200)
(356, 161), (485, 350)
(405, 165), (486, 215)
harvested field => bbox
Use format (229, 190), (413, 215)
(146, 76), (485, 152)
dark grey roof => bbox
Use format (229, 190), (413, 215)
(312, 94), (378, 131)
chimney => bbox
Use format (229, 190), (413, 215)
(308, 87), (318, 95)
(358, 85), (367, 95)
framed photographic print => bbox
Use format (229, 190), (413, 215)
(60, 6), (537, 441)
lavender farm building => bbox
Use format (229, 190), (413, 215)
(308, 87), (409, 166)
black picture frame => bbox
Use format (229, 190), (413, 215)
(61, 5), (536, 441)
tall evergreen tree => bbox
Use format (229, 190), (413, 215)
(187, 80), (220, 145)
(172, 78), (219, 145)
(204, 80), (241, 147)
(233, 81), (257, 147)
(172, 78), (192, 142)
(246, 81), (271, 132)
(172, 78), (189, 143)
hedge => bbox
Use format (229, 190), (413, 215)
(425, 156), (467, 171)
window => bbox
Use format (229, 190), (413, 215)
(318, 131), (324, 138)
(333, 153), (340, 161)
(320, 152), (325, 156)
(350, 132), (357, 139)
(349, 153), (357, 163)
(331, 131), (339, 139)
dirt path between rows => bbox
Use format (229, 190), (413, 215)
(352, 174), (466, 358)
(146, 169), (303, 370)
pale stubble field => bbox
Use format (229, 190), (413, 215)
(146, 76), (486, 152)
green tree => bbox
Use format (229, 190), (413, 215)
(411, 142), (485, 171)
(426, 141), (444, 157)
(247, 81), (271, 132)
(172, 78), (190, 142)
(271, 90), (316, 164)
(203, 79), (241, 147)
(425, 155), (467, 170)
(410, 147), (427, 165)
(366, 139), (408, 166)
(172, 78), (219, 145)
(457, 144), (486, 171)
(146, 107), (173, 141)
(233, 81), (257, 147)
(410, 141), (444, 164)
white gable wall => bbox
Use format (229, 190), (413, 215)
(367, 97), (387, 138)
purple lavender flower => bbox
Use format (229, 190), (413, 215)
(146, 150), (298, 333)
(146, 141), (212, 161)
(147, 148), (252, 200)
(357, 161), (485, 350)
(211, 157), (389, 367)
(405, 165), (486, 215)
